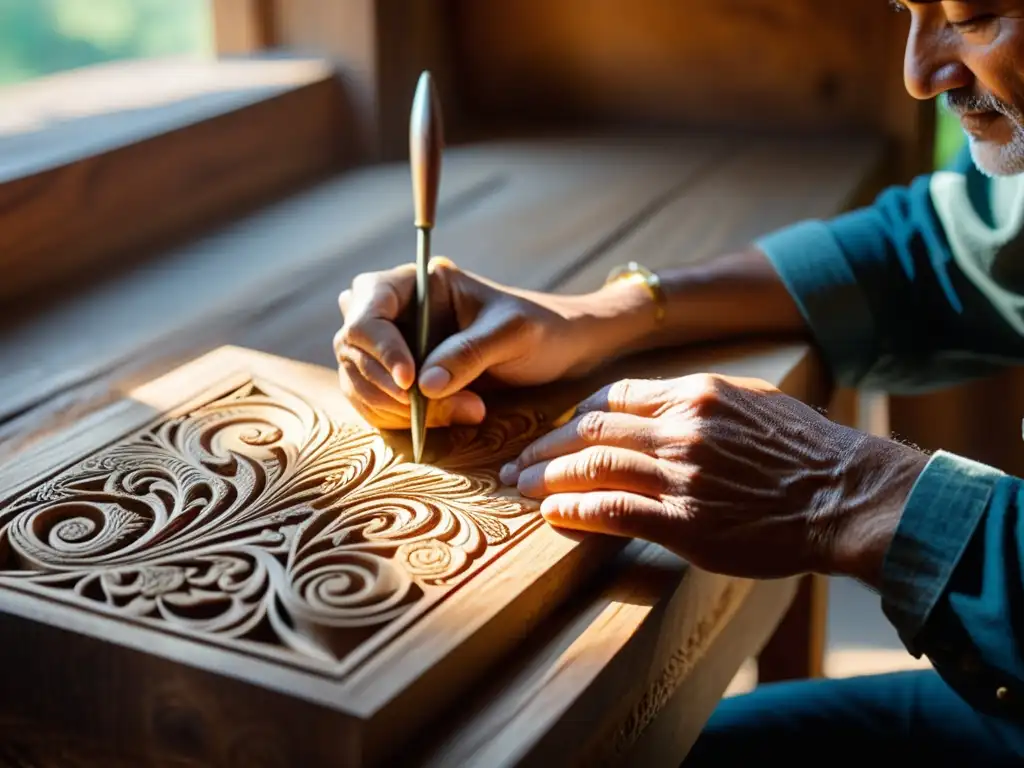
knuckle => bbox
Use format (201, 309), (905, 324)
(430, 255), (458, 275)
(609, 378), (636, 409)
(498, 306), (538, 339)
(596, 493), (632, 522)
(341, 321), (370, 349)
(687, 373), (722, 409)
(332, 327), (347, 356)
(650, 418), (680, 454)
(576, 411), (606, 444)
(577, 446), (613, 483)
(693, 372), (719, 393)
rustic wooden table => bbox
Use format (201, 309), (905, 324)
(0, 111), (883, 763)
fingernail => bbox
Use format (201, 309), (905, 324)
(499, 463), (519, 485)
(392, 363), (414, 390)
(419, 366), (451, 394)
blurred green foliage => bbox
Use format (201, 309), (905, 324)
(935, 99), (968, 170)
(0, 0), (212, 85)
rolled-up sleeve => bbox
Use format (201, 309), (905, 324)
(881, 451), (1002, 648)
(755, 147), (1024, 393)
(876, 451), (1024, 726)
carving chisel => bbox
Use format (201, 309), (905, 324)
(409, 70), (444, 463)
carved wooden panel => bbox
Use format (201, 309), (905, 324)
(0, 376), (542, 673)
(0, 346), (619, 767)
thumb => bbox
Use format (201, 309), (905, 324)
(418, 310), (529, 398)
(540, 491), (669, 542)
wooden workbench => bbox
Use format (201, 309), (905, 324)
(0, 0), (934, 758)
(3, 112), (875, 768)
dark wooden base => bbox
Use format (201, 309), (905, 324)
(756, 574), (828, 683)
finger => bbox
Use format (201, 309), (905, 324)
(338, 266), (418, 389)
(340, 265), (416, 322)
(340, 345), (410, 404)
(501, 411), (660, 485)
(335, 319), (416, 391)
(540, 491), (668, 541)
(419, 311), (531, 399)
(338, 357), (410, 422)
(574, 377), (684, 418)
(425, 391), (488, 427)
(338, 354), (487, 427)
(516, 446), (667, 499)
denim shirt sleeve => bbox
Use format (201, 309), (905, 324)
(880, 451), (1024, 721)
(755, 147), (1024, 394)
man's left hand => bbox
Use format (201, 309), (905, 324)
(499, 373), (928, 582)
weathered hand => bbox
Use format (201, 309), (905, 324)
(335, 258), (649, 430)
(500, 373), (928, 581)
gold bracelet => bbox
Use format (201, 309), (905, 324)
(604, 261), (666, 323)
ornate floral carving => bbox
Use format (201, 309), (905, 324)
(0, 379), (545, 673)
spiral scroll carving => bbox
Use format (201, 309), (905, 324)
(0, 379), (545, 672)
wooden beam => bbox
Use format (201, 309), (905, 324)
(0, 56), (353, 306)
(756, 574), (829, 683)
(263, 0), (459, 161)
(211, 0), (278, 54)
(450, 0), (934, 180)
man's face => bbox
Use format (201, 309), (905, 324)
(898, 1), (1024, 175)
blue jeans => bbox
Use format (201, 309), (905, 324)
(685, 670), (1024, 766)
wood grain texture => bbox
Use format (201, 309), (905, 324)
(0, 134), (728, 457)
(554, 135), (883, 294)
(0, 56), (353, 304)
(451, 0), (923, 145)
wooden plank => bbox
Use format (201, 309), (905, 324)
(0, 55), (353, 304)
(615, 575), (797, 767)
(451, 0), (916, 143)
(0, 134), (724, 460)
(212, 0), (277, 54)
(0, 162), (502, 441)
(266, 0), (459, 161)
(756, 574), (828, 683)
(555, 135), (884, 293)
(410, 544), (742, 767)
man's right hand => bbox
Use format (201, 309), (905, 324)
(334, 257), (652, 429)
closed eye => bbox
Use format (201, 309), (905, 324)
(950, 13), (998, 30)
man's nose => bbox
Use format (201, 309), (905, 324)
(904, 22), (972, 100)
